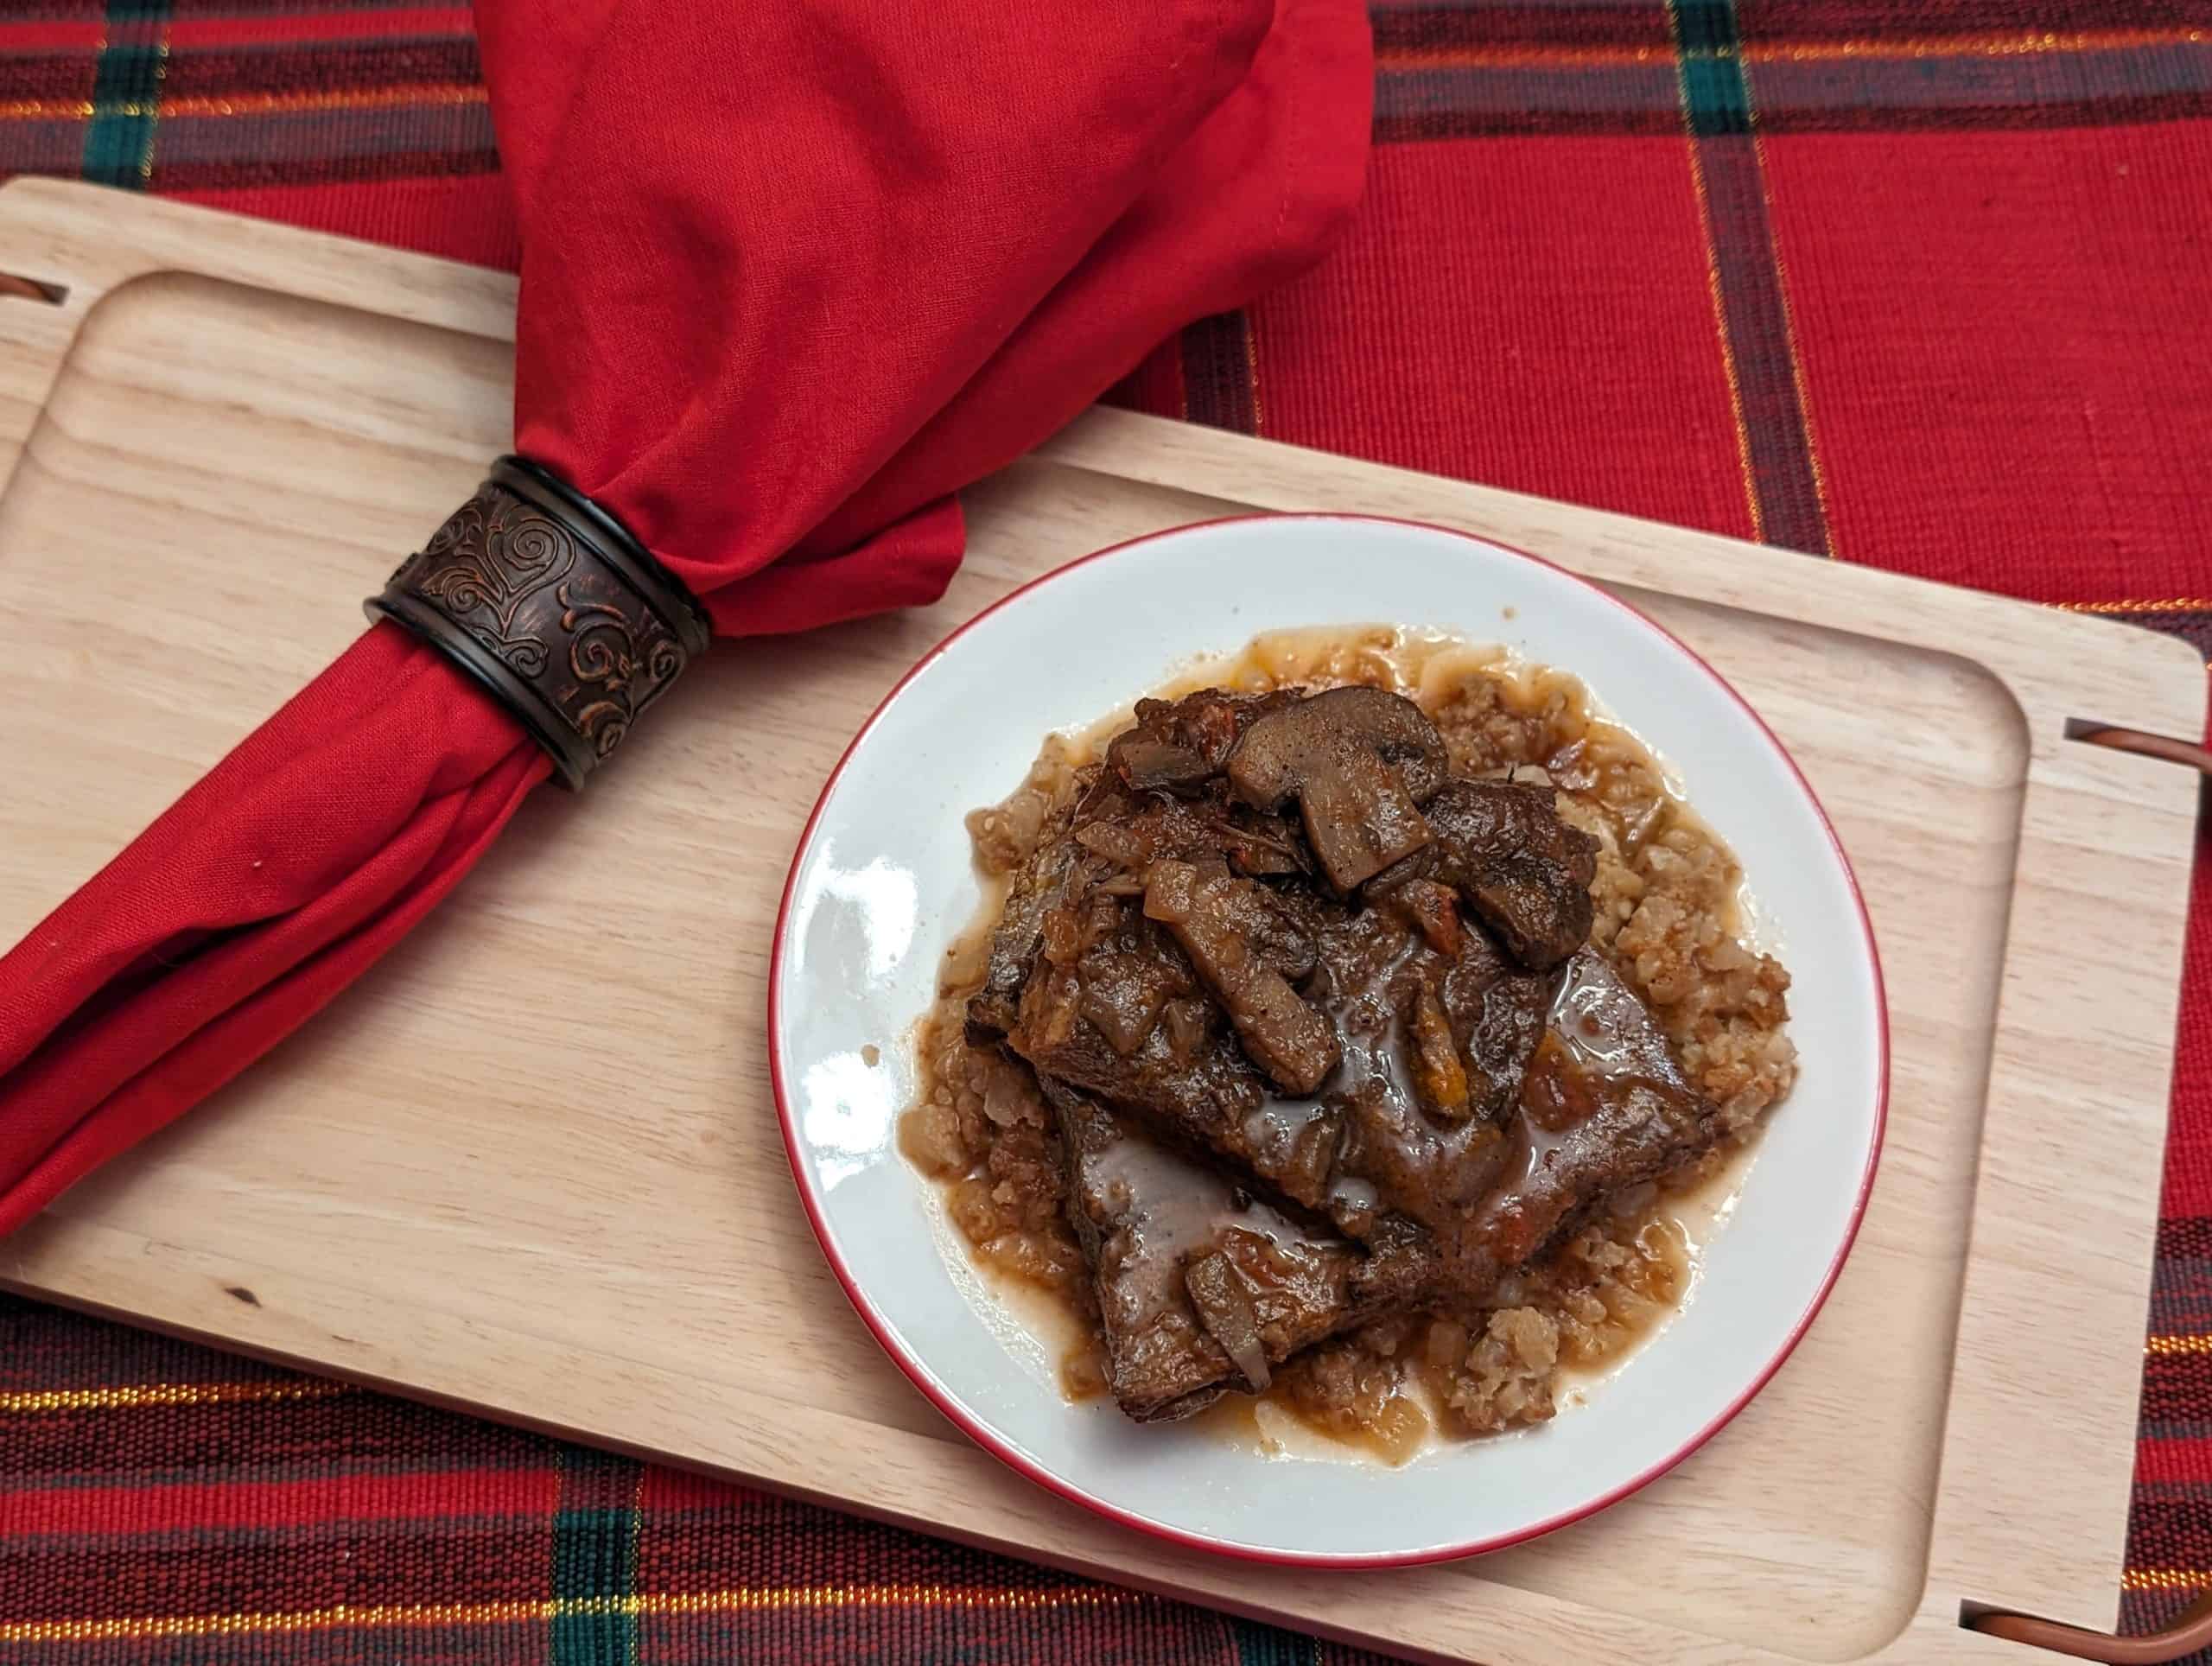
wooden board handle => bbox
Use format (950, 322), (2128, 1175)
(2069, 724), (2212, 778)
(1972, 1593), (2212, 1663)
(0, 271), (67, 304)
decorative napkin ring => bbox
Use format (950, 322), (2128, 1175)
(366, 456), (711, 789)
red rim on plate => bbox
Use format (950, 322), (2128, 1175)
(768, 513), (1890, 1568)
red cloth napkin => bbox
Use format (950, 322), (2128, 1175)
(0, 0), (1371, 1235)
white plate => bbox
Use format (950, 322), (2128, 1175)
(770, 515), (1885, 1566)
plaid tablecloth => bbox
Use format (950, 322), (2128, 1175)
(3, 2), (2209, 1661)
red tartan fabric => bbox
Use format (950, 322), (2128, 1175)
(2, 1), (2210, 1661)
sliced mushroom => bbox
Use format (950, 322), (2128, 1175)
(1185, 1250), (1271, 1392)
(1422, 779), (1599, 971)
(1107, 689), (1300, 797)
(1267, 685), (1450, 798)
(1144, 857), (1340, 1095)
(1224, 687), (1450, 894)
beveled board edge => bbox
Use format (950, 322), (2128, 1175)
(0, 177), (2199, 1663)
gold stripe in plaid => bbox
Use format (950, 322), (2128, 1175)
(1376, 27), (2211, 70)
(2126, 1569), (2212, 1593)
(2056, 598), (2212, 615)
(0, 1585), (1150, 1644)
(1, 84), (486, 121)
(0, 1380), (352, 1414)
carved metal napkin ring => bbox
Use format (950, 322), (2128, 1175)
(366, 456), (710, 789)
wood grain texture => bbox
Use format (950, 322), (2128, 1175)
(0, 179), (2200, 1664)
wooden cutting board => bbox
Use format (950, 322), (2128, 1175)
(0, 177), (2202, 1664)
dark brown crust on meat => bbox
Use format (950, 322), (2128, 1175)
(961, 685), (1734, 1422)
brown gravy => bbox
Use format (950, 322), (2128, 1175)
(900, 626), (1791, 1462)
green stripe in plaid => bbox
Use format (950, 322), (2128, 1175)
(1234, 1616), (1325, 1664)
(550, 1448), (641, 1666)
(81, 0), (169, 189)
(1670, 0), (1831, 554)
(1673, 0), (1748, 131)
